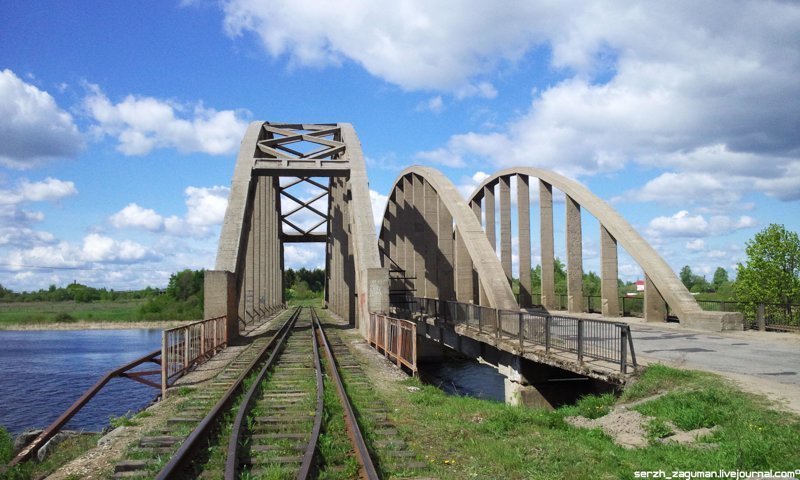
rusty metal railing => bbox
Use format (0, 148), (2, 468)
(161, 316), (227, 398)
(368, 313), (417, 373)
(405, 296), (637, 374)
(6, 349), (162, 469)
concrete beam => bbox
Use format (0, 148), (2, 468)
(499, 175), (512, 284)
(539, 180), (555, 310)
(423, 179), (438, 299)
(517, 174), (532, 308)
(566, 195), (583, 314)
(437, 196), (455, 301)
(600, 224), (620, 317)
(644, 273), (667, 323)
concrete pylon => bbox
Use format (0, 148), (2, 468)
(437, 196), (455, 301)
(539, 180), (555, 310)
(645, 274), (667, 322)
(600, 224), (620, 317)
(499, 176), (512, 285)
(565, 194), (584, 314)
(517, 174), (532, 308)
(423, 179), (438, 299)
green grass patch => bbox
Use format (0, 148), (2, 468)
(383, 364), (800, 479)
(0, 300), (148, 326)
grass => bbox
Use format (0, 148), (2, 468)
(0, 426), (101, 480)
(384, 364), (800, 479)
(0, 299), (148, 326)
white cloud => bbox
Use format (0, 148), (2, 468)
(109, 203), (164, 231)
(185, 186), (229, 226)
(284, 243), (325, 269)
(109, 185), (229, 237)
(416, 95), (444, 114)
(369, 189), (388, 231)
(648, 210), (757, 238)
(0, 69), (83, 168)
(221, 0), (551, 93)
(18, 178), (78, 203)
(685, 239), (705, 251)
(84, 85), (250, 156)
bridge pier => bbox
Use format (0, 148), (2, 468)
(204, 270), (239, 342)
(498, 354), (555, 410)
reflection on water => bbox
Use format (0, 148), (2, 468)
(418, 358), (505, 402)
(0, 329), (162, 434)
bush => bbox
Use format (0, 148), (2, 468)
(54, 312), (76, 323)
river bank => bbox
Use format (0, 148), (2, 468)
(0, 320), (192, 331)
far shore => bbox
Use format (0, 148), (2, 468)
(0, 320), (194, 331)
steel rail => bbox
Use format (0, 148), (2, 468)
(7, 348), (162, 468)
(155, 306), (300, 480)
(297, 309), (325, 479)
(313, 307), (380, 480)
(223, 306), (324, 479)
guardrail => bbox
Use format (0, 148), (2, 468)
(7, 349), (162, 469)
(161, 316), (227, 398)
(402, 296), (637, 374)
(368, 313), (417, 373)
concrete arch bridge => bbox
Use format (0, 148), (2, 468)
(204, 121), (742, 405)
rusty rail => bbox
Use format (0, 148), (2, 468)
(315, 308), (380, 480)
(155, 307), (301, 480)
(368, 313), (417, 373)
(161, 315), (227, 399)
(7, 349), (162, 468)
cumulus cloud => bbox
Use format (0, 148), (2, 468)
(369, 189), (388, 231)
(5, 233), (157, 270)
(84, 85), (250, 156)
(0, 69), (84, 168)
(685, 239), (705, 251)
(108, 186), (230, 237)
(220, 0), (550, 93)
(648, 210), (756, 238)
(0, 177), (78, 206)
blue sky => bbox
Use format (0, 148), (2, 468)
(1, 0), (798, 291)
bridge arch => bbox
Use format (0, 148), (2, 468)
(467, 167), (742, 331)
(205, 121), (387, 340)
(378, 166), (517, 311)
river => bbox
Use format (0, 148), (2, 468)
(0, 329), (162, 435)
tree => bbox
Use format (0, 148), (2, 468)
(735, 224), (800, 310)
(712, 267), (729, 291)
(679, 265), (694, 290)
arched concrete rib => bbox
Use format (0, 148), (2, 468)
(467, 167), (741, 329)
(381, 166), (518, 311)
(215, 121), (264, 273)
(339, 123), (387, 328)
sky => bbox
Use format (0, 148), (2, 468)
(1, 0), (798, 292)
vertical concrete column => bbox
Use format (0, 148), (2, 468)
(204, 270), (239, 342)
(472, 198), (488, 305)
(423, 179), (438, 299)
(394, 181), (406, 275)
(498, 353), (554, 409)
(385, 191), (397, 267)
(253, 176), (262, 316)
(499, 176), (512, 284)
(454, 227), (473, 303)
(484, 184), (496, 252)
(266, 177), (276, 307)
(274, 176), (283, 305)
(517, 174), (532, 308)
(246, 190), (255, 320)
(600, 224), (620, 317)
(437, 197), (455, 301)
(644, 274), (667, 322)
(403, 175), (415, 277)
(539, 180), (556, 310)
(342, 179), (354, 323)
(566, 194), (584, 313)
(412, 174), (426, 298)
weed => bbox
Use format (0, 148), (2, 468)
(109, 412), (139, 428)
(645, 418), (674, 441)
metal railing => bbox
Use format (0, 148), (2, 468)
(401, 296), (637, 373)
(161, 316), (227, 398)
(368, 313), (417, 373)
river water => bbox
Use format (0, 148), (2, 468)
(418, 358), (506, 402)
(0, 329), (162, 435)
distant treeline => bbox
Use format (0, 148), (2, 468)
(284, 268), (325, 301)
(0, 281), (160, 303)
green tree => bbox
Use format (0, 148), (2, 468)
(712, 267), (729, 291)
(679, 265), (694, 290)
(735, 224), (800, 310)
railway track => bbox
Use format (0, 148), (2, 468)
(111, 306), (432, 479)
